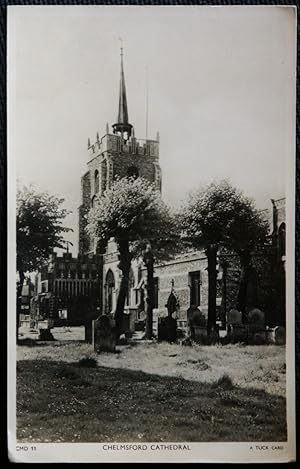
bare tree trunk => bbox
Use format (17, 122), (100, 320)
(144, 247), (154, 340)
(206, 244), (218, 335)
(115, 237), (132, 338)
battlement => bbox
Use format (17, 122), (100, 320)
(49, 252), (101, 266)
(87, 133), (159, 161)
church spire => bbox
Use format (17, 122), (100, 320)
(112, 45), (133, 141)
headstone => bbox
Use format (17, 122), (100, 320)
(248, 308), (265, 328)
(226, 308), (242, 325)
(193, 325), (208, 342)
(228, 324), (248, 342)
(274, 326), (286, 345)
(157, 316), (177, 343)
(93, 315), (116, 353)
(122, 309), (136, 335)
(187, 306), (207, 327)
(38, 328), (55, 341)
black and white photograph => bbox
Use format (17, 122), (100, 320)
(7, 5), (296, 463)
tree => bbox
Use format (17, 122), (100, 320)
(17, 185), (71, 339)
(181, 180), (269, 332)
(225, 194), (270, 321)
(86, 177), (180, 339)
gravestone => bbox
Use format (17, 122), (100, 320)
(228, 324), (248, 343)
(157, 316), (177, 343)
(38, 328), (55, 341)
(187, 306), (207, 341)
(248, 308), (265, 329)
(274, 326), (286, 345)
(193, 325), (208, 342)
(93, 315), (116, 353)
(226, 308), (242, 325)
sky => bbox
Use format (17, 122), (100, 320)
(9, 6), (296, 255)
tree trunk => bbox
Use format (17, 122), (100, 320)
(144, 248), (154, 340)
(115, 238), (132, 338)
(206, 244), (218, 335)
(17, 268), (25, 345)
(222, 260), (228, 329)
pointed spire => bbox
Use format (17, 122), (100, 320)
(112, 45), (133, 141)
(118, 46), (129, 124)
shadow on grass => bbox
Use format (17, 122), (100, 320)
(17, 359), (287, 444)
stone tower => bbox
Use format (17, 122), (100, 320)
(78, 48), (162, 255)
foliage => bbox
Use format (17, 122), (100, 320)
(181, 179), (269, 256)
(181, 180), (270, 329)
(86, 176), (180, 259)
(87, 176), (181, 338)
(17, 184), (72, 274)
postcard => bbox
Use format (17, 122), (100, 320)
(7, 5), (296, 463)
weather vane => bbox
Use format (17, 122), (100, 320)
(119, 37), (123, 57)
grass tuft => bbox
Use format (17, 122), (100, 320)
(212, 373), (234, 390)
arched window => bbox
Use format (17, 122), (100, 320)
(127, 166), (139, 179)
(278, 223), (286, 257)
(101, 159), (108, 195)
(94, 169), (99, 194)
(105, 269), (115, 314)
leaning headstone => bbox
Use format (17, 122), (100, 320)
(226, 308), (242, 325)
(157, 316), (177, 343)
(93, 315), (116, 353)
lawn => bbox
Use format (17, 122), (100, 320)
(16, 340), (287, 443)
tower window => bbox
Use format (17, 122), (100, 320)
(94, 170), (99, 194)
(127, 166), (139, 179)
(101, 159), (108, 195)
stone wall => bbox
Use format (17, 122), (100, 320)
(152, 253), (209, 320)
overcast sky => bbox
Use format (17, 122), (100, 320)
(9, 6), (296, 255)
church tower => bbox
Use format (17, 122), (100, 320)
(78, 49), (162, 255)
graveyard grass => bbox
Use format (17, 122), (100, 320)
(17, 339), (287, 443)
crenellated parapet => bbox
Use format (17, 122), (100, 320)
(87, 133), (159, 162)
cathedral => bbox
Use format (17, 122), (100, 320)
(31, 50), (286, 334)
(76, 50), (286, 333)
